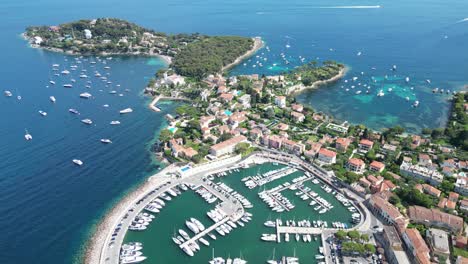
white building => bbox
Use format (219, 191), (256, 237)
(33, 36), (43, 45)
(84, 29), (92, 39)
(317, 148), (337, 164)
(455, 176), (468, 196)
(209, 135), (248, 157)
(400, 161), (444, 186)
(164, 73), (185, 86)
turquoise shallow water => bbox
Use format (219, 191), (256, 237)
(0, 0), (467, 263)
(124, 163), (354, 263)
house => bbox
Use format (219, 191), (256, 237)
(219, 93), (234, 103)
(317, 148), (337, 164)
(291, 103), (304, 112)
(267, 135), (282, 149)
(367, 175), (384, 187)
(418, 154), (432, 167)
(282, 139), (304, 155)
(459, 199), (468, 213)
(347, 158), (366, 174)
(238, 94), (251, 108)
(169, 139), (198, 159)
(449, 192), (459, 202)
(370, 161), (386, 173)
(443, 159), (457, 168)
(382, 143), (398, 154)
(335, 137), (351, 152)
(291, 111), (305, 123)
(411, 135), (422, 149)
(455, 176), (468, 196)
(164, 73), (185, 86)
(249, 128), (263, 142)
(209, 135), (248, 157)
(199, 115), (215, 128)
(426, 228), (450, 259)
(277, 123), (289, 131)
(421, 184), (441, 197)
(442, 166), (455, 177)
(84, 29), (92, 39)
(407, 206), (464, 234)
(359, 177), (372, 189)
(274, 96), (286, 108)
(402, 229), (431, 264)
(358, 139), (374, 153)
(381, 225), (411, 264)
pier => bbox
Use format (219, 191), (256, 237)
(179, 217), (229, 248)
(149, 95), (161, 112)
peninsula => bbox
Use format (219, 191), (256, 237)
(24, 18), (261, 78)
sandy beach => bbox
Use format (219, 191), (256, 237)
(222, 36), (264, 72)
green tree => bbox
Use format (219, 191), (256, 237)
(347, 230), (360, 241)
(365, 244), (376, 254)
(159, 129), (172, 142)
(335, 230), (347, 240)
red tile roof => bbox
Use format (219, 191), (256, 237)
(318, 148), (337, 158)
(348, 158), (365, 167)
(359, 139), (374, 146)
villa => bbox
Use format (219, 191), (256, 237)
(369, 161), (386, 173)
(358, 139), (374, 153)
(455, 176), (468, 196)
(347, 158), (366, 174)
(291, 103), (303, 112)
(399, 162), (443, 186)
(274, 95), (286, 108)
(317, 148), (337, 164)
(335, 137), (351, 152)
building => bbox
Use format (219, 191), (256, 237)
(421, 184), (441, 197)
(369, 161), (386, 173)
(347, 158), (366, 174)
(455, 176), (468, 196)
(426, 228), (450, 259)
(317, 148), (337, 164)
(238, 94), (251, 108)
(418, 154), (432, 167)
(381, 225), (411, 264)
(84, 29), (92, 39)
(169, 139), (198, 159)
(199, 115), (215, 128)
(275, 96), (286, 108)
(358, 139), (374, 153)
(368, 194), (407, 230)
(219, 93), (234, 103)
(291, 111), (305, 123)
(291, 103), (303, 112)
(460, 199), (468, 214)
(400, 162), (444, 186)
(277, 123), (289, 131)
(382, 143), (398, 154)
(335, 137), (351, 152)
(209, 135), (248, 157)
(402, 229), (431, 264)
(407, 206), (464, 234)
(249, 128), (263, 142)
(164, 73), (185, 86)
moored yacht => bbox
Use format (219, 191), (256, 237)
(50, 96), (56, 103)
(110, 120), (121, 125)
(69, 108), (80, 115)
(72, 159), (83, 166)
(79, 92), (92, 99)
(100, 139), (112, 144)
(4, 90), (12, 97)
(81, 118), (93, 125)
(120, 108), (133, 114)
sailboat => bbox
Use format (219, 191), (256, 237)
(267, 248), (278, 264)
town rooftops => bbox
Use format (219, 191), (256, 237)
(370, 161), (385, 170)
(405, 228), (430, 254)
(407, 205), (464, 233)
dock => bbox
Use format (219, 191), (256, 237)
(179, 217), (229, 248)
(149, 95), (161, 112)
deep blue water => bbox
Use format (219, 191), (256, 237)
(0, 0), (467, 263)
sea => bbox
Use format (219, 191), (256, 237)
(0, 0), (467, 263)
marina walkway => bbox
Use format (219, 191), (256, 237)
(179, 217), (229, 248)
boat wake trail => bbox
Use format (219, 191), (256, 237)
(317, 5), (382, 9)
(456, 18), (468, 23)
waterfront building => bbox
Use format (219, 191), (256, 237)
(169, 138), (198, 159)
(402, 228), (431, 264)
(317, 148), (337, 164)
(291, 111), (305, 123)
(426, 228), (450, 260)
(274, 95), (286, 108)
(407, 206), (464, 234)
(209, 135), (248, 157)
(346, 158), (365, 174)
(249, 128), (263, 142)
(369, 161), (385, 173)
(381, 225), (411, 264)
(455, 176), (468, 196)
(358, 139), (374, 153)
(291, 103), (303, 112)
(399, 162), (443, 185)
(281, 139), (304, 155)
(335, 137), (351, 152)
(163, 73), (185, 86)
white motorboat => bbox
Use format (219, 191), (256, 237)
(69, 108), (80, 115)
(179, 229), (190, 240)
(120, 255), (147, 264)
(100, 139), (112, 144)
(79, 92), (92, 99)
(61, 70), (70, 75)
(110, 120), (121, 125)
(72, 159), (83, 166)
(4, 90), (12, 97)
(199, 237), (210, 246)
(81, 119), (93, 125)
(186, 221), (200, 234)
(50, 96), (56, 103)
(120, 108), (133, 114)
(181, 245), (194, 257)
(49, 80), (56, 85)
(38, 110), (47, 116)
(24, 130), (32, 141)
(63, 84), (73, 88)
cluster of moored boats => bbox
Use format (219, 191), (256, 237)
(6, 56), (136, 167)
(242, 167), (297, 189)
(120, 242), (146, 264)
(214, 182), (253, 208)
(209, 256), (247, 264)
(259, 190), (294, 212)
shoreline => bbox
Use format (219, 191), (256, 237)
(287, 66), (348, 95)
(221, 36), (264, 72)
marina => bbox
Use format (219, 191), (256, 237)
(105, 153), (368, 263)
